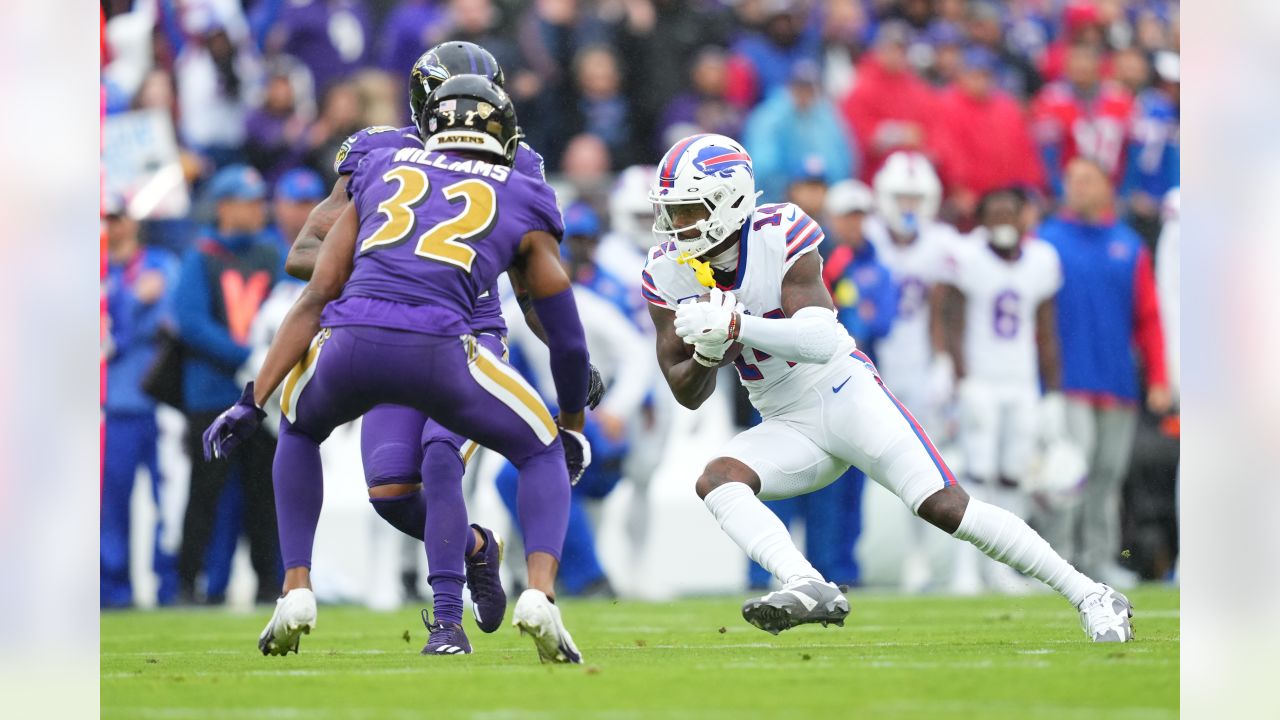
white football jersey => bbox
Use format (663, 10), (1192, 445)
(944, 237), (1062, 387)
(642, 202), (843, 417)
(863, 216), (962, 385)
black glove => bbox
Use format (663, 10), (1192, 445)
(586, 362), (606, 410)
(559, 427), (592, 485)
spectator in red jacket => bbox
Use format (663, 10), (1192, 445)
(1031, 41), (1133, 198)
(934, 47), (1046, 221)
(839, 21), (938, 182)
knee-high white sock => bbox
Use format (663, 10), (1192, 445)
(703, 483), (823, 585)
(953, 497), (1096, 607)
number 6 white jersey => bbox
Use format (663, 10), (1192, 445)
(641, 202), (849, 418)
(944, 237), (1062, 387)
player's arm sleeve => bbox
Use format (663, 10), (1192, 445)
(172, 250), (251, 371)
(532, 289), (590, 414)
(521, 231), (588, 414)
(736, 252), (852, 364)
(1131, 245), (1168, 387)
(591, 298), (655, 418)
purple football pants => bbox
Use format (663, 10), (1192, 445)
(359, 332), (505, 619)
(272, 326), (570, 586)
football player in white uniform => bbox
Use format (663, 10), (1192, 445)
(641, 134), (1133, 642)
(864, 151), (962, 436)
(931, 188), (1066, 591)
(863, 151), (962, 592)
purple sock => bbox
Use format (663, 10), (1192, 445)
(369, 493), (426, 541)
(273, 421), (325, 570)
(421, 441), (469, 625)
(515, 440), (571, 561)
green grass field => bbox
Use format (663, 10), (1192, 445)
(102, 586), (1178, 719)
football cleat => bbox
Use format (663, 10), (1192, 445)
(512, 589), (583, 664)
(258, 588), (317, 656)
(420, 610), (472, 656)
(465, 524), (507, 634)
(1079, 584), (1134, 642)
(742, 577), (850, 635)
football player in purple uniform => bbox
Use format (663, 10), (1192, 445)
(205, 75), (591, 663)
(281, 43), (602, 654)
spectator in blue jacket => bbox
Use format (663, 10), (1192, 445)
(102, 196), (181, 608)
(1036, 157), (1171, 587)
(173, 165), (282, 604)
(743, 60), (858, 203)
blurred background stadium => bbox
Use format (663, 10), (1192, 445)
(99, 0), (1179, 612)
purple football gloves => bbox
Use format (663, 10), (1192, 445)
(202, 382), (267, 461)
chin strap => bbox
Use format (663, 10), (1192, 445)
(677, 253), (717, 289)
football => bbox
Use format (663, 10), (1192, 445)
(683, 337), (743, 367)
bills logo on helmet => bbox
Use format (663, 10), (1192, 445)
(693, 146), (753, 179)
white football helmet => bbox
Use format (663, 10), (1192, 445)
(649, 134), (760, 259)
(873, 151), (942, 237)
(610, 165), (658, 251)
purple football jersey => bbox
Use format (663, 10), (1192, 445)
(333, 126), (550, 333)
(321, 146), (564, 336)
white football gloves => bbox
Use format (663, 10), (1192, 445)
(674, 288), (742, 366)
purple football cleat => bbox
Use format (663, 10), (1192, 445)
(420, 610), (472, 656)
(465, 524), (507, 633)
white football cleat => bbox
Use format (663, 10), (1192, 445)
(511, 589), (583, 664)
(1078, 584), (1134, 643)
(741, 576), (850, 635)
(259, 588), (317, 656)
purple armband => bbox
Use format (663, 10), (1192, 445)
(531, 288), (590, 414)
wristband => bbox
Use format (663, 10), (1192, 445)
(692, 350), (720, 368)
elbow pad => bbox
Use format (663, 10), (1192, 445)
(737, 306), (854, 364)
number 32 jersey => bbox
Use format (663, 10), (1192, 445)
(944, 237), (1062, 387)
(321, 146), (564, 336)
(642, 202), (850, 418)
(334, 125), (549, 334)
